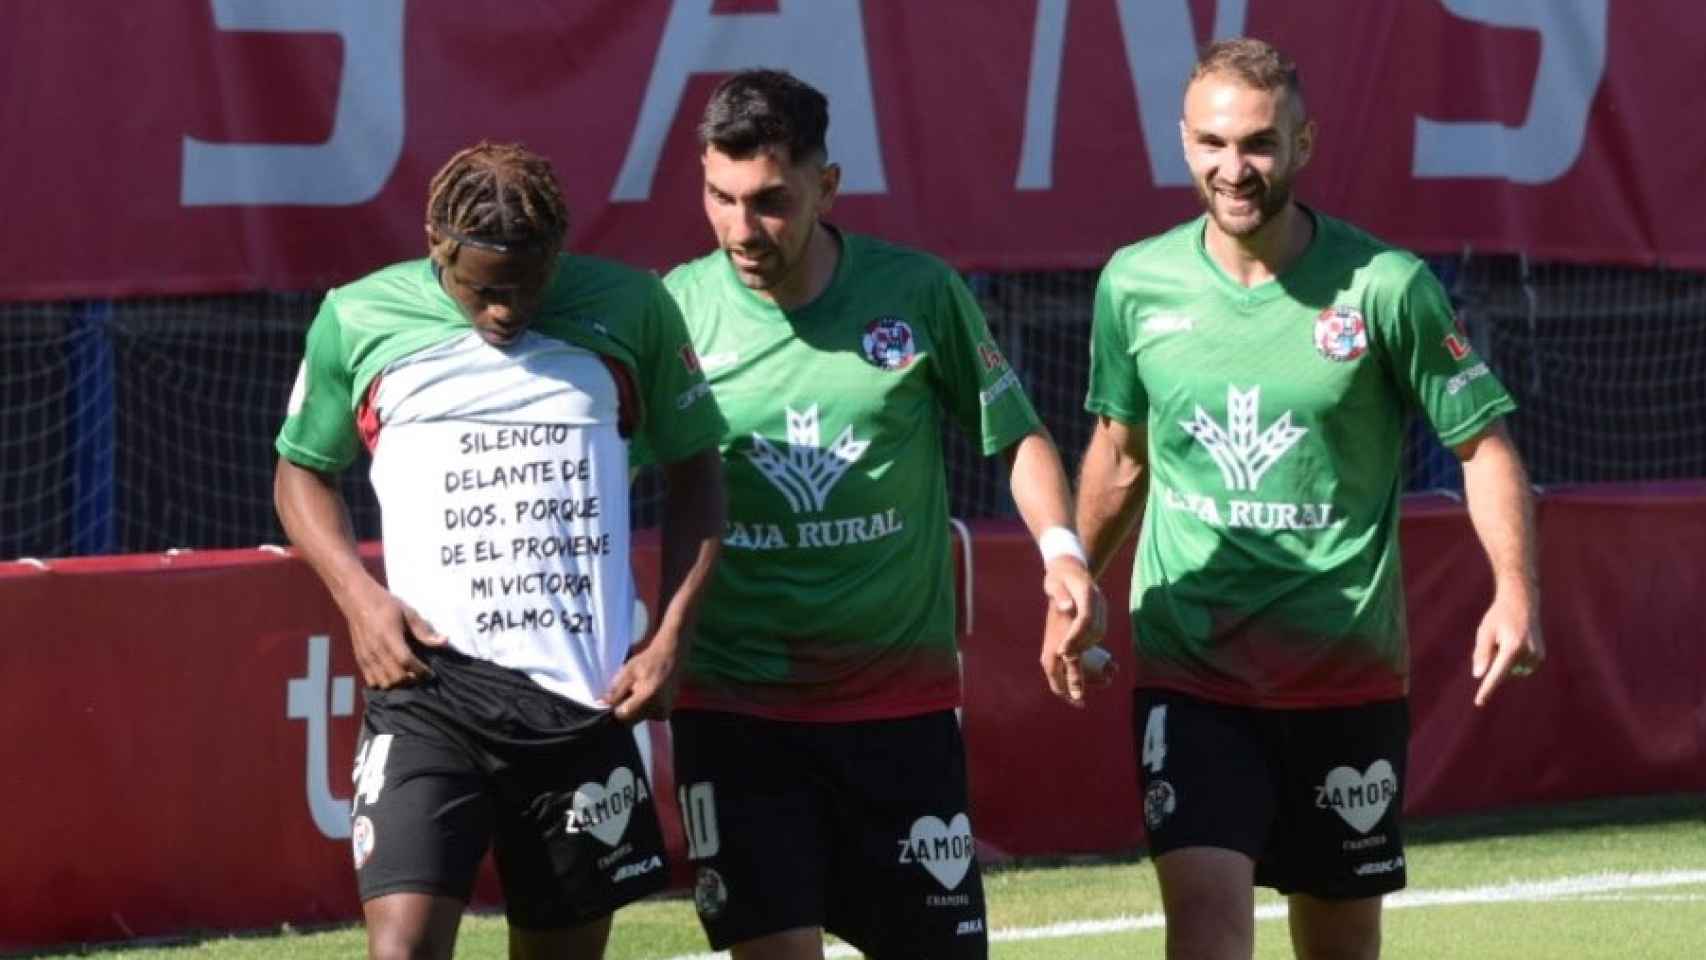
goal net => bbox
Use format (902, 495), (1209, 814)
(3, 255), (1702, 559)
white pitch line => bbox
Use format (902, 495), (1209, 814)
(656, 870), (1706, 960)
(1557, 895), (1706, 902)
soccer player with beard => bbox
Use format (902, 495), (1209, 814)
(661, 70), (1108, 959)
(1072, 39), (1544, 959)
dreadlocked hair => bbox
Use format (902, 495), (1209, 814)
(425, 141), (569, 263)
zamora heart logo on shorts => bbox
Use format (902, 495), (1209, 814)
(1315, 760), (1398, 835)
(897, 813), (976, 890)
(565, 766), (650, 847)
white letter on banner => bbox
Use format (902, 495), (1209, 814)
(1017, 0), (1247, 189)
(1413, 0), (1607, 184)
(285, 634), (357, 839)
(181, 0), (406, 206)
(612, 0), (885, 201)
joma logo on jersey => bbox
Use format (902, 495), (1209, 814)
(1181, 386), (1308, 492)
(1141, 312), (1194, 335)
(745, 404), (870, 513)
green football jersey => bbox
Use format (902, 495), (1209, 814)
(1087, 211), (1516, 707)
(275, 253), (722, 706)
(666, 229), (1042, 721)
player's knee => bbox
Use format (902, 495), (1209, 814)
(362, 895), (460, 960)
(1163, 912), (1253, 960)
(1157, 885), (1255, 954)
(365, 926), (452, 960)
(1292, 939), (1381, 960)
(1156, 847), (1256, 957)
(508, 915), (613, 960)
(1288, 895), (1381, 960)
(728, 926), (826, 960)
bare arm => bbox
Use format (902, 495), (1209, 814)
(1075, 416), (1149, 579)
(605, 447), (725, 723)
(1455, 420), (1543, 707)
(1004, 429), (1109, 705)
(273, 457), (444, 688)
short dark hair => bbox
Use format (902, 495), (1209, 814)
(1191, 37), (1305, 118)
(425, 141), (569, 263)
(697, 69), (829, 165)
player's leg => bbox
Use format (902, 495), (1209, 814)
(508, 915), (614, 960)
(1133, 690), (1277, 960)
(1268, 698), (1409, 960)
(492, 713), (670, 959)
(670, 709), (833, 960)
(361, 894), (464, 960)
(1286, 894), (1382, 960)
(348, 710), (493, 960)
(820, 711), (987, 960)
(1154, 848), (1257, 960)
(728, 928), (826, 960)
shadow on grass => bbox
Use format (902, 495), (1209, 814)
(13, 921), (358, 960)
(981, 791), (1706, 876)
(1405, 791), (1706, 847)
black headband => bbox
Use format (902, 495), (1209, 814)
(431, 221), (547, 254)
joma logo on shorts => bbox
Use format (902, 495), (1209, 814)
(612, 855), (663, 882)
(956, 918), (984, 935)
(1354, 855), (1405, 877)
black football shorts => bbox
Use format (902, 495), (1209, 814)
(1133, 688), (1410, 899)
(671, 708), (989, 957)
(350, 646), (668, 929)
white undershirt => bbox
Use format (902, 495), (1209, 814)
(367, 331), (634, 707)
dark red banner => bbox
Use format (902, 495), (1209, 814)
(1, 1), (1699, 301)
(4, 487), (1705, 949)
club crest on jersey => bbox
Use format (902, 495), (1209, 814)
(1314, 306), (1368, 362)
(861, 316), (916, 370)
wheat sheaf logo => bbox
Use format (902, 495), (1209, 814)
(745, 405), (870, 513)
(1180, 386), (1308, 492)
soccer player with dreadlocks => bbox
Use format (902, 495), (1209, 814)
(274, 141), (725, 959)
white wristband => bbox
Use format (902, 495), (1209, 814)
(1038, 525), (1088, 566)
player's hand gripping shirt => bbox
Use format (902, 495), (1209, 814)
(665, 231), (1041, 721)
(1087, 211), (1516, 707)
(276, 254), (723, 707)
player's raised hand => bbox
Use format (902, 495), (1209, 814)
(346, 584), (445, 689)
(1471, 592), (1543, 707)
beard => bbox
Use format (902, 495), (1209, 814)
(1200, 173), (1293, 239)
(724, 243), (784, 289)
